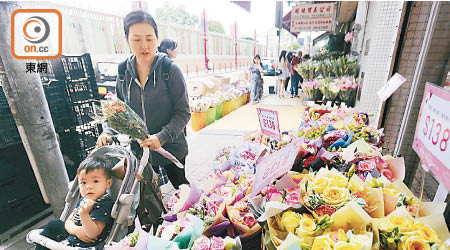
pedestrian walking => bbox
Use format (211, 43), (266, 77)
(248, 54), (264, 104)
(290, 50), (303, 97)
(96, 10), (190, 189)
(276, 50), (289, 98)
(285, 52), (294, 93)
(158, 39), (178, 59)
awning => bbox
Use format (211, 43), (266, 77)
(231, 1), (251, 13)
(282, 11), (299, 37)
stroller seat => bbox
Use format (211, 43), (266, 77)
(27, 145), (151, 249)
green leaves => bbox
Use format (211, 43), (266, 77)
(308, 190), (323, 209)
(379, 227), (403, 250)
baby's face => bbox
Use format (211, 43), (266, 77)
(78, 168), (112, 200)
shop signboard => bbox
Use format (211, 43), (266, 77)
(413, 82), (450, 191)
(290, 3), (336, 32)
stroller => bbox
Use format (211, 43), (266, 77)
(27, 145), (153, 249)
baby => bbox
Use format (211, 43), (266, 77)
(36, 156), (114, 249)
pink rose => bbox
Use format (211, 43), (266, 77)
(284, 188), (300, 206)
(266, 187), (283, 202)
(166, 191), (180, 211)
(177, 216), (192, 229)
(206, 200), (221, 216)
(381, 168), (393, 181)
(357, 160), (376, 172)
(192, 236), (211, 250)
(210, 237), (225, 250)
(243, 213), (257, 228)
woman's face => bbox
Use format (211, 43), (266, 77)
(254, 58), (260, 64)
(167, 48), (177, 59)
(127, 22), (158, 63)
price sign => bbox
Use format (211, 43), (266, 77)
(251, 139), (303, 197)
(377, 73), (407, 101)
(257, 108), (281, 141)
(413, 82), (450, 190)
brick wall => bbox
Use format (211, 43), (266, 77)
(382, 2), (450, 195)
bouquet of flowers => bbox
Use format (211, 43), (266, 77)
(190, 98), (211, 113)
(335, 76), (357, 101)
(311, 229), (373, 250)
(166, 184), (203, 214)
(302, 80), (322, 100)
(319, 78), (340, 101)
(99, 99), (184, 168)
(191, 235), (240, 250)
(295, 62), (319, 80)
(226, 199), (261, 237)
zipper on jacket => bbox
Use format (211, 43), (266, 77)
(134, 78), (148, 125)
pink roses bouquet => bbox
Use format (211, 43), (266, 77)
(226, 199), (261, 237)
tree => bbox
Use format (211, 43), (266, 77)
(208, 20), (225, 34)
(154, 2), (199, 27)
(288, 42), (300, 51)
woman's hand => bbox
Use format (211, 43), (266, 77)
(139, 135), (162, 150)
(96, 133), (112, 147)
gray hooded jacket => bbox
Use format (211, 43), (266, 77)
(104, 53), (190, 166)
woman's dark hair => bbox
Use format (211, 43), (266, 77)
(123, 10), (158, 39)
(158, 39), (177, 54)
(303, 54), (311, 61)
(77, 155), (112, 179)
(253, 54), (263, 67)
(287, 52), (293, 63)
(279, 50), (287, 62)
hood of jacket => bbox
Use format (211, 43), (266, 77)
(125, 52), (167, 84)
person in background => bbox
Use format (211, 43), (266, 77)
(276, 50), (289, 98)
(290, 50), (303, 97)
(248, 54), (264, 104)
(158, 39), (178, 59)
(303, 54), (311, 62)
(285, 52), (293, 94)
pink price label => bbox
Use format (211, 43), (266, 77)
(257, 108), (281, 141)
(413, 82), (450, 190)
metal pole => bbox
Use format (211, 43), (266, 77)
(203, 9), (208, 72)
(254, 29), (256, 56)
(234, 21), (238, 69)
(0, 2), (68, 217)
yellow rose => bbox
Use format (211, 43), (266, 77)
(382, 188), (401, 197)
(402, 235), (431, 250)
(280, 211), (300, 234)
(330, 175), (349, 188)
(389, 217), (413, 233)
(296, 216), (317, 237)
(311, 235), (334, 250)
(411, 222), (440, 244)
(348, 178), (365, 193)
(349, 234), (372, 249)
(334, 241), (362, 250)
(311, 177), (331, 194)
(374, 218), (394, 232)
(322, 187), (350, 207)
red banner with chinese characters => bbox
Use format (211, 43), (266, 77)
(290, 3), (336, 32)
(413, 82), (450, 190)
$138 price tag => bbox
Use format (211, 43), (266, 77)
(257, 108), (281, 141)
(413, 83), (450, 190)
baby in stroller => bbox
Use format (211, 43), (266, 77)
(36, 156), (114, 249)
(28, 145), (146, 250)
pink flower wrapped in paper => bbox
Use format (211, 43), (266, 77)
(187, 194), (229, 235)
(335, 76), (357, 101)
(235, 174), (255, 195)
(212, 181), (244, 206)
(191, 235), (240, 250)
(166, 184), (203, 215)
(202, 171), (228, 194)
(226, 199), (261, 238)
(302, 80), (322, 100)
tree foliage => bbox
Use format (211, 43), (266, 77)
(208, 20), (225, 34)
(154, 3), (199, 27)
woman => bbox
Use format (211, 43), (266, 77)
(96, 10), (190, 189)
(248, 54), (264, 104)
(286, 52), (293, 94)
(158, 38), (178, 59)
(276, 50), (289, 98)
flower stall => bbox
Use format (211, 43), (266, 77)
(103, 101), (449, 250)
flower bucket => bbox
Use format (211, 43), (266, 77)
(215, 103), (223, 120)
(246, 93), (250, 103)
(241, 95), (246, 106)
(223, 100), (234, 116)
(191, 111), (207, 131)
(206, 107), (216, 125)
(231, 98), (238, 111)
